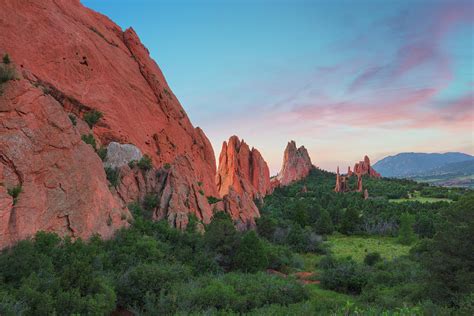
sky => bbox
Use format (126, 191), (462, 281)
(82, 0), (473, 174)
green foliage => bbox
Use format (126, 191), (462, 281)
(233, 231), (268, 272)
(0, 64), (15, 84)
(137, 155), (153, 171)
(163, 162), (171, 169)
(81, 133), (96, 150)
(143, 193), (158, 212)
(320, 256), (368, 294)
(105, 167), (120, 188)
(97, 146), (107, 161)
(315, 209), (334, 235)
(7, 185), (21, 205)
(2, 54), (10, 64)
(198, 189), (204, 195)
(364, 252), (382, 266)
(340, 207), (361, 235)
(256, 215), (277, 240)
(397, 213), (416, 245)
(68, 114), (77, 126)
(413, 194), (474, 306)
(203, 212), (241, 270)
(83, 109), (103, 128)
(207, 196), (222, 204)
(117, 263), (190, 310)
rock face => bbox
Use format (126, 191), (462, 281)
(104, 142), (142, 168)
(276, 141), (313, 186)
(354, 155), (381, 178)
(216, 136), (271, 199)
(215, 136), (272, 228)
(0, 0), (232, 247)
(0, 78), (130, 249)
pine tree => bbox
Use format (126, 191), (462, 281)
(315, 209), (334, 235)
(340, 208), (360, 235)
(398, 213), (416, 245)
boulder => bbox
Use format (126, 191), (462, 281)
(104, 142), (143, 168)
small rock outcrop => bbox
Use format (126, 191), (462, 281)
(104, 142), (143, 168)
(276, 141), (313, 186)
(353, 155), (381, 178)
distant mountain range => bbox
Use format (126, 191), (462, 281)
(373, 152), (474, 188)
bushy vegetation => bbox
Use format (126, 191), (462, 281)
(0, 212), (308, 315)
(81, 133), (97, 150)
(105, 167), (120, 188)
(7, 185), (22, 205)
(83, 109), (103, 128)
(0, 53), (15, 96)
(137, 155), (153, 171)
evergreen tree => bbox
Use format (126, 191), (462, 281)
(233, 231), (268, 272)
(340, 208), (360, 235)
(398, 213), (416, 245)
(315, 209), (334, 235)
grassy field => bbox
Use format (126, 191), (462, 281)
(326, 234), (411, 263)
(389, 191), (452, 203)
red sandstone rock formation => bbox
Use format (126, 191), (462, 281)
(0, 78), (130, 248)
(276, 141), (313, 186)
(215, 136), (272, 228)
(353, 155), (381, 178)
(216, 136), (271, 199)
(347, 166), (353, 177)
(356, 174), (363, 192)
(334, 167), (349, 193)
(0, 0), (257, 247)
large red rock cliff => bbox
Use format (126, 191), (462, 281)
(0, 0), (256, 248)
(276, 141), (313, 186)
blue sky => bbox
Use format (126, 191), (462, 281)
(82, 0), (473, 173)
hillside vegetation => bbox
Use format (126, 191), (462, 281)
(0, 168), (473, 315)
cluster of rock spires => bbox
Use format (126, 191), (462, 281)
(334, 155), (380, 198)
(0, 0), (315, 248)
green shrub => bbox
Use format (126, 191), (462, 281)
(137, 155), (153, 171)
(163, 162), (171, 170)
(68, 114), (77, 126)
(364, 252), (382, 266)
(2, 54), (10, 64)
(207, 196), (222, 204)
(117, 263), (191, 310)
(97, 146), (107, 161)
(0, 64), (15, 84)
(233, 231), (268, 272)
(7, 185), (22, 205)
(320, 257), (368, 294)
(105, 167), (120, 188)
(143, 193), (158, 212)
(198, 189), (204, 196)
(81, 134), (96, 150)
(398, 213), (416, 245)
(315, 209), (334, 235)
(83, 110), (103, 128)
